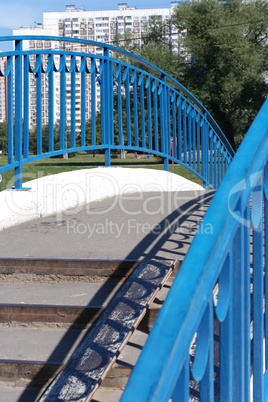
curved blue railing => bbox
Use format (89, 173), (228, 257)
(0, 36), (234, 189)
(122, 98), (268, 401)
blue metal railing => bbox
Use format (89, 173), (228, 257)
(122, 98), (268, 401)
(0, 36), (234, 189)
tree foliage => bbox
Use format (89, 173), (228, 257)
(0, 122), (8, 153)
(173, 0), (268, 148)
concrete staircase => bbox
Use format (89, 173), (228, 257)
(0, 259), (179, 401)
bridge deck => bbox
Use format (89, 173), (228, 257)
(0, 190), (215, 262)
(0, 190), (215, 400)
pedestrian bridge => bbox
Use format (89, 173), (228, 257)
(0, 36), (267, 401)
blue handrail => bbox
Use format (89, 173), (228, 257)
(0, 36), (234, 189)
(121, 97), (268, 401)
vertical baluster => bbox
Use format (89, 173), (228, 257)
(7, 56), (13, 165)
(200, 298), (214, 401)
(201, 118), (209, 188)
(100, 59), (105, 146)
(172, 92), (177, 160)
(213, 136), (217, 188)
(197, 115), (200, 174)
(225, 155), (228, 173)
(146, 76), (152, 151)
(132, 70), (139, 147)
(160, 75), (169, 171)
(166, 87), (171, 163)
(210, 133), (213, 185)
(217, 144), (221, 188)
(117, 65), (123, 147)
(177, 96), (182, 161)
(244, 203), (251, 401)
(152, 80), (158, 151)
(139, 73), (146, 149)
(172, 357), (190, 401)
(192, 109), (196, 171)
(110, 60), (114, 147)
(232, 206), (247, 400)
(60, 54), (66, 150)
(219, 253), (233, 401)
(159, 84), (164, 153)
(123, 67), (131, 147)
(80, 57), (86, 147)
(14, 39), (23, 189)
(71, 55), (76, 148)
(252, 173), (264, 401)
(91, 58), (96, 146)
(201, 118), (205, 185)
(48, 54), (54, 152)
(187, 105), (192, 167)
(183, 100), (187, 164)
(103, 48), (111, 166)
(221, 150), (225, 185)
(36, 54), (42, 155)
(23, 54), (29, 159)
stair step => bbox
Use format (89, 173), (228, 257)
(0, 259), (139, 279)
(0, 259), (180, 400)
(38, 260), (177, 401)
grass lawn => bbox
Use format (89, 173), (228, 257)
(0, 152), (203, 191)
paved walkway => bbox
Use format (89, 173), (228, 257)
(0, 190), (215, 261)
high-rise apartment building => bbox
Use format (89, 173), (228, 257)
(12, 27), (61, 129)
(43, 3), (180, 52)
(13, 2), (181, 131)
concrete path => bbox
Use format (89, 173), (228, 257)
(0, 167), (204, 231)
(0, 190), (214, 261)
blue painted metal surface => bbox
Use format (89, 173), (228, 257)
(0, 36), (233, 189)
(121, 98), (268, 401)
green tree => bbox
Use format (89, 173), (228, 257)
(135, 41), (184, 83)
(28, 122), (74, 155)
(173, 0), (268, 148)
(113, 30), (139, 55)
(0, 122), (8, 153)
(144, 16), (167, 45)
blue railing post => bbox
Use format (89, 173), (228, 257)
(36, 54), (42, 155)
(201, 114), (209, 188)
(23, 54), (29, 158)
(7, 56), (14, 166)
(48, 54), (54, 152)
(103, 47), (111, 166)
(161, 74), (169, 172)
(60, 54), (66, 151)
(14, 39), (23, 189)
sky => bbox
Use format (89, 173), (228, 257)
(0, 0), (175, 50)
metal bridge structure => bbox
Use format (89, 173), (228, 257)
(0, 36), (267, 401)
(0, 36), (233, 190)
